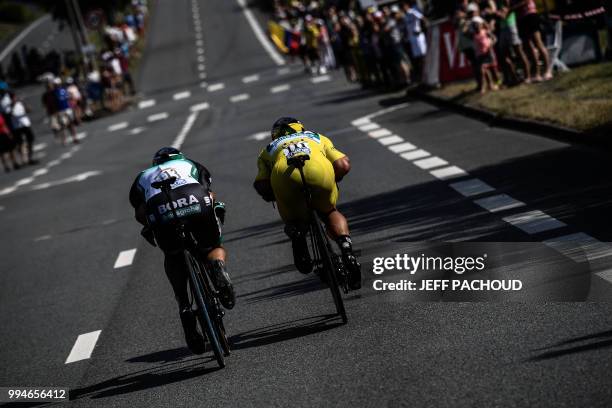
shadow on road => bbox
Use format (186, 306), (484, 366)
(238, 275), (324, 304)
(126, 346), (193, 364)
(70, 358), (219, 401)
(528, 329), (612, 361)
(229, 313), (343, 350)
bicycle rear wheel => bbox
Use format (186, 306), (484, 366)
(196, 265), (231, 357)
(185, 250), (225, 368)
(310, 212), (348, 324)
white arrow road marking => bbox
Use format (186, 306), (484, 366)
(65, 330), (102, 364)
(114, 249), (137, 269)
(172, 112), (199, 149)
(190, 102), (210, 112)
(30, 171), (102, 191)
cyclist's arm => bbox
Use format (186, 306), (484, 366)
(321, 134), (351, 182)
(253, 152), (275, 202)
(129, 174), (147, 225)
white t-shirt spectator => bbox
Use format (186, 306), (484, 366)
(11, 101), (31, 129)
(405, 9), (427, 57)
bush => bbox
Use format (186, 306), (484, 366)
(0, 3), (35, 24)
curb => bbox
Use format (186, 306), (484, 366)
(409, 89), (611, 150)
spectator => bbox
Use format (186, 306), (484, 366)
(0, 113), (20, 172)
(9, 94), (37, 165)
(304, 15), (322, 74)
(66, 77), (83, 125)
(403, 0), (428, 83)
(53, 78), (80, 146)
(473, 17), (499, 93)
(496, 0), (531, 84)
(42, 80), (62, 142)
(513, 0), (552, 81)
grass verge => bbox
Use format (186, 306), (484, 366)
(429, 62), (612, 132)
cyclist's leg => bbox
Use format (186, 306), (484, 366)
(192, 193), (235, 310)
(272, 174), (312, 275)
(313, 179), (362, 290)
(162, 249), (205, 354)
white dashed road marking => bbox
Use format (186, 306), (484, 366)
(230, 93), (250, 103)
(430, 166), (468, 180)
(65, 330), (102, 364)
(271, 84), (291, 93)
(129, 127), (146, 135)
(502, 210), (566, 234)
(248, 131), (269, 141)
(173, 91), (191, 100)
(389, 142), (417, 153)
(277, 67), (290, 75)
(138, 99), (156, 109)
(108, 122), (128, 132)
(378, 135), (404, 146)
(473, 194), (526, 213)
(311, 75), (331, 83)
(242, 74), (259, 83)
(400, 149), (430, 161)
(358, 123), (380, 132)
(449, 179), (495, 197)
(147, 112), (169, 122)
(207, 83), (225, 92)
(413, 156), (449, 170)
(33, 143), (47, 152)
(114, 249), (137, 269)
(368, 129), (392, 138)
(544, 233), (612, 263)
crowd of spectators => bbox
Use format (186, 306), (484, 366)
(272, 0), (557, 93)
(0, 0), (148, 172)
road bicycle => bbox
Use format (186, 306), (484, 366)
(151, 177), (231, 368)
(287, 155), (349, 324)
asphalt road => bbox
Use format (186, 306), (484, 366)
(1, 1), (612, 407)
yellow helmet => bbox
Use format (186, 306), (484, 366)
(271, 117), (305, 140)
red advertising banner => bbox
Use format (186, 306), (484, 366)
(438, 21), (473, 83)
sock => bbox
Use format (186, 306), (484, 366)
(336, 235), (353, 256)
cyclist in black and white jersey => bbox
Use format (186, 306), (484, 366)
(129, 147), (235, 354)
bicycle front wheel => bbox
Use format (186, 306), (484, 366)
(311, 212), (348, 324)
(185, 250), (225, 368)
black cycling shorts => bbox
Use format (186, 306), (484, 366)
(146, 183), (221, 254)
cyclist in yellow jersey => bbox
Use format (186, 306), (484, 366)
(253, 117), (361, 289)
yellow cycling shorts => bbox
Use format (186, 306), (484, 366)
(270, 155), (338, 223)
